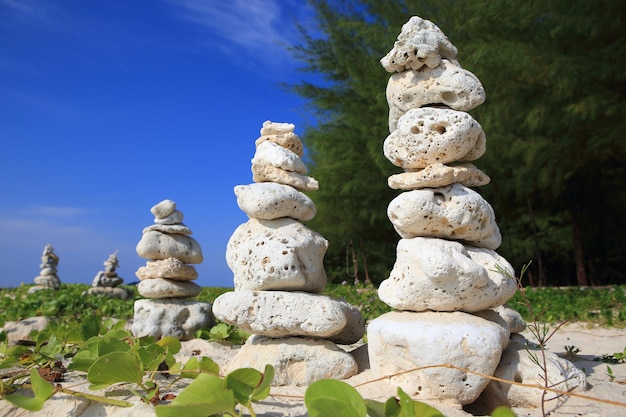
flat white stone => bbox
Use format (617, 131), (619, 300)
(150, 199), (176, 219)
(3, 316), (51, 345)
(226, 218), (328, 293)
(136, 230), (203, 263)
(381, 16), (458, 73)
(367, 310), (509, 405)
(252, 140), (307, 174)
(388, 162), (490, 190)
(131, 298), (213, 341)
(480, 334), (587, 409)
(142, 223), (192, 235)
(252, 164), (319, 191)
(137, 278), (202, 298)
(84, 287), (131, 300)
(234, 182), (316, 221)
(155, 209), (183, 225)
(387, 183), (502, 249)
(260, 120), (295, 135)
(227, 335), (358, 386)
(384, 108), (485, 169)
(256, 126), (304, 157)
(378, 238), (516, 312)
(212, 290), (364, 344)
(386, 60), (485, 132)
(491, 305), (526, 333)
(135, 258), (198, 281)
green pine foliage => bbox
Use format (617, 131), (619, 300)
(288, 0), (626, 286)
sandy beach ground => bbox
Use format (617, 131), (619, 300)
(1, 320), (626, 416)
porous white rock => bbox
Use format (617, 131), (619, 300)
(137, 278), (202, 298)
(387, 183), (502, 249)
(479, 334), (587, 409)
(234, 182), (317, 221)
(383, 108), (486, 169)
(257, 120), (303, 157)
(135, 258), (198, 281)
(252, 140), (307, 174)
(155, 209), (183, 225)
(378, 237), (516, 312)
(226, 218), (328, 293)
(213, 290), (364, 344)
(84, 287), (131, 300)
(492, 305), (526, 333)
(136, 230), (203, 263)
(142, 223), (192, 235)
(381, 16), (458, 73)
(227, 335), (358, 386)
(131, 298), (214, 341)
(386, 60), (486, 132)
(388, 162), (490, 190)
(3, 316), (51, 345)
(150, 199), (176, 219)
(260, 120), (295, 135)
(252, 164), (319, 191)
(368, 310), (509, 405)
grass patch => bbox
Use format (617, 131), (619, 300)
(1, 283), (625, 328)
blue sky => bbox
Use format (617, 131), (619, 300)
(0, 0), (321, 288)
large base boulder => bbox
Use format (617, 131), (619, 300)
(131, 299), (213, 341)
(227, 335), (358, 386)
(367, 310), (509, 405)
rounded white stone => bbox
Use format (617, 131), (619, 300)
(378, 237), (517, 312)
(212, 290), (364, 344)
(388, 162), (490, 190)
(387, 183), (501, 249)
(255, 132), (304, 157)
(386, 60), (485, 132)
(234, 182), (317, 221)
(142, 224), (192, 235)
(155, 209), (184, 225)
(384, 108), (485, 169)
(260, 120), (295, 135)
(226, 218), (328, 293)
(367, 310), (509, 405)
(136, 230), (203, 263)
(137, 278), (201, 298)
(135, 258), (198, 281)
(227, 335), (358, 386)
(150, 199), (176, 219)
(251, 164), (319, 191)
(131, 298), (213, 341)
(252, 140), (307, 174)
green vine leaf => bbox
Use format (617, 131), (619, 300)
(491, 406), (518, 417)
(396, 388), (445, 417)
(87, 351), (143, 390)
(4, 368), (55, 411)
(80, 315), (102, 340)
(364, 399), (386, 417)
(180, 356), (220, 379)
(154, 373), (237, 417)
(224, 364), (273, 407)
(304, 379), (367, 417)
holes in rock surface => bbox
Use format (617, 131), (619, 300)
(432, 124), (447, 134)
(410, 126), (421, 134)
(401, 94), (414, 103)
(433, 192), (445, 205)
(513, 372), (523, 383)
(441, 91), (459, 103)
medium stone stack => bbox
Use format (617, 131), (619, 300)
(85, 251), (130, 299)
(367, 16), (585, 408)
(213, 121), (365, 386)
(29, 244), (61, 293)
(132, 199), (213, 340)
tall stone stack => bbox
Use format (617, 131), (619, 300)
(367, 16), (587, 409)
(213, 121), (365, 386)
(29, 244), (61, 293)
(132, 199), (213, 340)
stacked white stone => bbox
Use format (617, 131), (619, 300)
(367, 16), (586, 408)
(30, 244), (61, 293)
(213, 120), (365, 386)
(132, 199), (213, 340)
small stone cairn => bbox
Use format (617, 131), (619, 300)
(212, 121), (365, 386)
(29, 244), (61, 293)
(84, 251), (130, 299)
(367, 16), (586, 409)
(132, 199), (213, 340)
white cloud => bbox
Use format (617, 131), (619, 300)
(167, 0), (311, 68)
